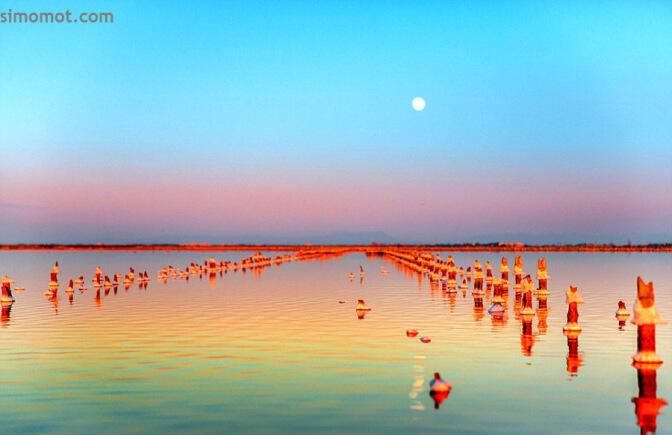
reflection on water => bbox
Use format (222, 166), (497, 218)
(633, 364), (668, 434)
(521, 314), (535, 357)
(1, 303), (11, 326)
(408, 365), (425, 411)
(565, 331), (584, 376)
(0, 250), (670, 433)
(429, 388), (450, 410)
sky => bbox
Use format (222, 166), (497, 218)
(1, 0), (671, 244)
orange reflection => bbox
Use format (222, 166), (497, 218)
(564, 330), (583, 376)
(520, 314), (535, 356)
(47, 292), (59, 313)
(473, 296), (484, 321)
(448, 292), (457, 311)
(632, 363), (667, 434)
(513, 295), (521, 320)
(537, 308), (548, 335)
(1, 304), (11, 326)
(430, 390), (450, 410)
(491, 313), (507, 327)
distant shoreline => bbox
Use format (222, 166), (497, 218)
(1, 243), (670, 252)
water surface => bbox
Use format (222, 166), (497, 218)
(1, 250), (670, 433)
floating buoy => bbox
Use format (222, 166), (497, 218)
(488, 303), (505, 316)
(616, 300), (630, 329)
(429, 372), (451, 393)
(356, 299), (371, 311)
(616, 300), (630, 318)
(429, 372), (451, 409)
(406, 329), (419, 337)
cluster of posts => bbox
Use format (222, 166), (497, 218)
(379, 249), (666, 430)
(0, 246), (668, 431)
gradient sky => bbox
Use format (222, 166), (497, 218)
(1, 0), (671, 243)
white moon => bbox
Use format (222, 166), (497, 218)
(412, 97), (426, 111)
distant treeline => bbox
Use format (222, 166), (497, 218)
(0, 243), (670, 252)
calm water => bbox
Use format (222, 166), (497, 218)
(1, 250), (671, 434)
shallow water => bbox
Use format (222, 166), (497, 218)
(1, 250), (671, 434)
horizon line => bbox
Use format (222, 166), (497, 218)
(1, 242), (671, 253)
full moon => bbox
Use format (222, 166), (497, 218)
(412, 97), (426, 111)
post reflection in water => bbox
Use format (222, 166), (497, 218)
(537, 308), (548, 335)
(565, 330), (583, 376)
(633, 364), (667, 434)
(1, 303), (11, 326)
(473, 296), (484, 321)
(448, 291), (457, 312)
(46, 292), (58, 313)
(514, 293), (522, 319)
(521, 313), (535, 357)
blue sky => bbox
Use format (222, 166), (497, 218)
(1, 1), (671, 243)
